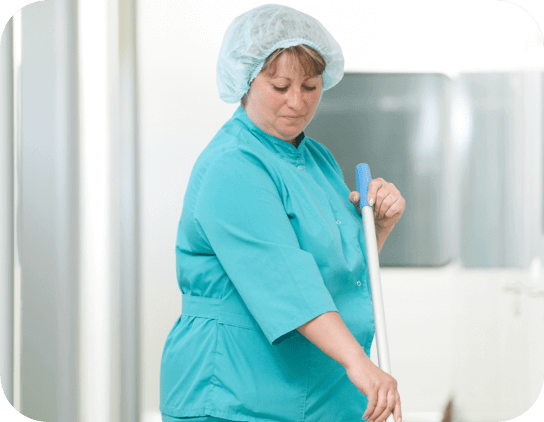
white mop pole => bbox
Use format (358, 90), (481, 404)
(356, 163), (394, 422)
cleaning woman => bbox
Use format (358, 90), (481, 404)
(160, 4), (405, 422)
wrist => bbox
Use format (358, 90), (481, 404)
(375, 217), (395, 233)
(340, 346), (370, 371)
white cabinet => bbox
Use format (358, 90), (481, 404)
(379, 265), (544, 422)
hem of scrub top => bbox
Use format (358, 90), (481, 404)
(162, 415), (234, 422)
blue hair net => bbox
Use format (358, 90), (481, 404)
(217, 4), (345, 103)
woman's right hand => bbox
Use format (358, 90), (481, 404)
(345, 356), (401, 422)
(296, 312), (401, 422)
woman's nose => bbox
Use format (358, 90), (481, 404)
(286, 87), (304, 110)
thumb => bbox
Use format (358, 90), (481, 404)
(393, 392), (402, 422)
(348, 191), (361, 214)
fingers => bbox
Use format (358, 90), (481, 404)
(362, 390), (377, 421)
(364, 388), (396, 422)
(393, 391), (402, 422)
(367, 178), (405, 221)
(366, 178), (384, 208)
(371, 388), (388, 422)
(350, 178), (405, 222)
(351, 360), (400, 422)
(372, 389), (397, 422)
(370, 178), (393, 217)
(375, 193), (403, 220)
(362, 377), (399, 422)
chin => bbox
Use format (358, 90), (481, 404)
(281, 133), (301, 142)
(279, 126), (303, 140)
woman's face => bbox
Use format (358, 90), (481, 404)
(244, 53), (323, 144)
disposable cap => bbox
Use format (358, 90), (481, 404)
(217, 4), (345, 103)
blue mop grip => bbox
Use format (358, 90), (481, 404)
(356, 163), (372, 208)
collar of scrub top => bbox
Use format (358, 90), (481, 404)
(235, 106), (307, 162)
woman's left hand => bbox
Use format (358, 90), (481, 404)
(348, 178), (405, 242)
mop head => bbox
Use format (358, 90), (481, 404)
(441, 398), (454, 422)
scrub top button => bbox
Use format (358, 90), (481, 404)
(297, 165), (303, 170)
(336, 220), (341, 225)
(356, 281), (361, 286)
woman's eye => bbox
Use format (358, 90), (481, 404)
(273, 85), (316, 92)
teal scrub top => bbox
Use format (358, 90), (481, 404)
(160, 106), (375, 422)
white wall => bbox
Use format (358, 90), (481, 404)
(136, 1), (544, 420)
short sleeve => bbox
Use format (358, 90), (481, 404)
(193, 148), (337, 344)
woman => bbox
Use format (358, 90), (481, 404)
(161, 5), (405, 422)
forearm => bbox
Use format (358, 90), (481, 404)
(296, 311), (370, 370)
(375, 223), (394, 253)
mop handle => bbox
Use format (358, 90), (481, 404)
(356, 164), (394, 422)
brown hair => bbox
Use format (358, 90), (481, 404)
(241, 45), (326, 109)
